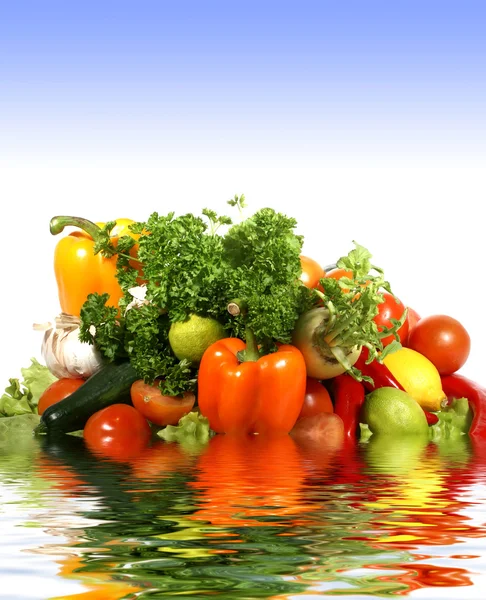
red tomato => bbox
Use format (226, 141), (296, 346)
(83, 404), (151, 460)
(299, 255), (325, 289)
(298, 378), (334, 420)
(404, 307), (421, 346)
(38, 378), (85, 415)
(408, 315), (471, 375)
(130, 380), (196, 426)
(373, 291), (409, 347)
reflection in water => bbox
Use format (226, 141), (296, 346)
(0, 431), (486, 599)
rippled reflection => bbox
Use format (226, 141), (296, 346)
(1, 431), (486, 599)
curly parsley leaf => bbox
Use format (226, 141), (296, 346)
(223, 208), (312, 346)
(135, 211), (230, 323)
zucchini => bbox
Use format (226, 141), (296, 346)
(35, 361), (139, 436)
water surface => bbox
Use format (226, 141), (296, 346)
(1, 432), (486, 599)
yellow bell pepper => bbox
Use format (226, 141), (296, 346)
(50, 215), (140, 317)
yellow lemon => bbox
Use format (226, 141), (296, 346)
(383, 347), (446, 412)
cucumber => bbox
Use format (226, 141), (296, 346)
(36, 361), (139, 436)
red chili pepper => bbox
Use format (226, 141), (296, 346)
(355, 348), (438, 426)
(331, 374), (366, 442)
(354, 347), (404, 392)
(441, 373), (486, 442)
(423, 410), (439, 426)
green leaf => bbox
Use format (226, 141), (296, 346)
(157, 411), (213, 450)
(20, 358), (57, 407)
(0, 359), (57, 417)
(428, 398), (473, 442)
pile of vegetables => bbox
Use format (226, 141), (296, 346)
(1, 196), (483, 458)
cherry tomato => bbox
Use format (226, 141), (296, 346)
(408, 314), (471, 375)
(130, 380), (196, 426)
(298, 378), (334, 420)
(299, 255), (325, 289)
(38, 378), (85, 415)
(373, 291), (409, 347)
(84, 404), (151, 460)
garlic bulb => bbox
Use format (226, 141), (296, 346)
(37, 313), (104, 379)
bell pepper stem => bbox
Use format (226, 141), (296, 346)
(227, 299), (259, 362)
(50, 216), (103, 240)
(241, 325), (260, 362)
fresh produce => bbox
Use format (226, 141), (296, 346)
(299, 255), (325, 289)
(298, 378), (334, 420)
(168, 314), (226, 365)
(361, 387), (429, 437)
(428, 397), (473, 442)
(292, 243), (406, 381)
(408, 314), (471, 375)
(441, 374), (486, 445)
(383, 347), (447, 412)
(331, 374), (366, 442)
(37, 378), (85, 415)
(1, 359), (57, 417)
(292, 307), (362, 379)
(130, 379), (196, 426)
(84, 404), (151, 459)
(404, 306), (421, 344)
(198, 337), (306, 435)
(158, 411), (212, 448)
(78, 203), (313, 396)
(354, 347), (439, 425)
(354, 347), (404, 392)
(50, 216), (140, 317)
(35, 361), (138, 435)
(39, 313), (104, 379)
(373, 291), (409, 347)
(3, 197), (482, 453)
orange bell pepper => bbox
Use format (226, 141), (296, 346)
(50, 215), (139, 317)
(198, 337), (306, 435)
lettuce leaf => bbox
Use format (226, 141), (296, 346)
(428, 397), (473, 442)
(0, 359), (57, 418)
(157, 411), (213, 450)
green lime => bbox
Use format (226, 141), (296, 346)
(361, 387), (428, 438)
(168, 314), (226, 365)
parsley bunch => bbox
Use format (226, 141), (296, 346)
(79, 200), (314, 394)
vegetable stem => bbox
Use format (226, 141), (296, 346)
(50, 216), (103, 240)
(242, 325), (260, 362)
(329, 344), (357, 373)
(227, 299), (259, 362)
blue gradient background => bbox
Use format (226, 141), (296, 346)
(1, 0), (485, 164)
(1, 1), (485, 384)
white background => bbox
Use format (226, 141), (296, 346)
(1, 160), (484, 385)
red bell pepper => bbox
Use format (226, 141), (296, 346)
(331, 374), (366, 442)
(355, 348), (439, 425)
(198, 337), (307, 436)
(441, 373), (486, 443)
